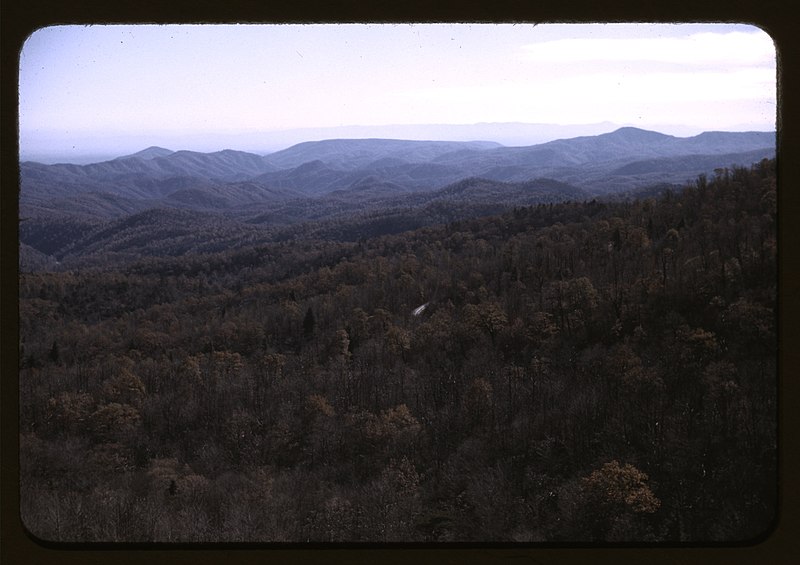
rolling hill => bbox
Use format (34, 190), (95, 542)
(18, 127), (775, 269)
(20, 128), (774, 209)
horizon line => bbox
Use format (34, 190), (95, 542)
(19, 123), (778, 165)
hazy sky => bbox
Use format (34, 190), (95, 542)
(18, 23), (776, 161)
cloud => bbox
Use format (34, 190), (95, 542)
(392, 64), (775, 129)
(520, 31), (775, 67)
(398, 68), (774, 106)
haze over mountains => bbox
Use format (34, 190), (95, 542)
(19, 127), (775, 270)
(18, 121), (693, 164)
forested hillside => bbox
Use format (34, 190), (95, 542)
(20, 129), (774, 223)
(18, 159), (776, 543)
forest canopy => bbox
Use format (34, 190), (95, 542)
(19, 159), (777, 543)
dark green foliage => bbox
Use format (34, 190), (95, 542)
(19, 160), (777, 543)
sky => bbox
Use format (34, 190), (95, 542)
(18, 23), (777, 162)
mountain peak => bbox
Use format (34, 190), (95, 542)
(605, 127), (673, 141)
(117, 146), (175, 161)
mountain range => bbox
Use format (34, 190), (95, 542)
(19, 127), (775, 270)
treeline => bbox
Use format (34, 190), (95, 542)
(19, 160), (777, 542)
(19, 176), (595, 269)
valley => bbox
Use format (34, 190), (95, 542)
(19, 127), (775, 271)
(16, 128), (778, 543)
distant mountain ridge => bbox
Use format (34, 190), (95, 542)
(115, 146), (175, 160)
(261, 138), (502, 169)
(18, 126), (776, 270)
(20, 127), (775, 221)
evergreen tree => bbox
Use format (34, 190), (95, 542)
(303, 306), (316, 338)
(49, 340), (60, 364)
